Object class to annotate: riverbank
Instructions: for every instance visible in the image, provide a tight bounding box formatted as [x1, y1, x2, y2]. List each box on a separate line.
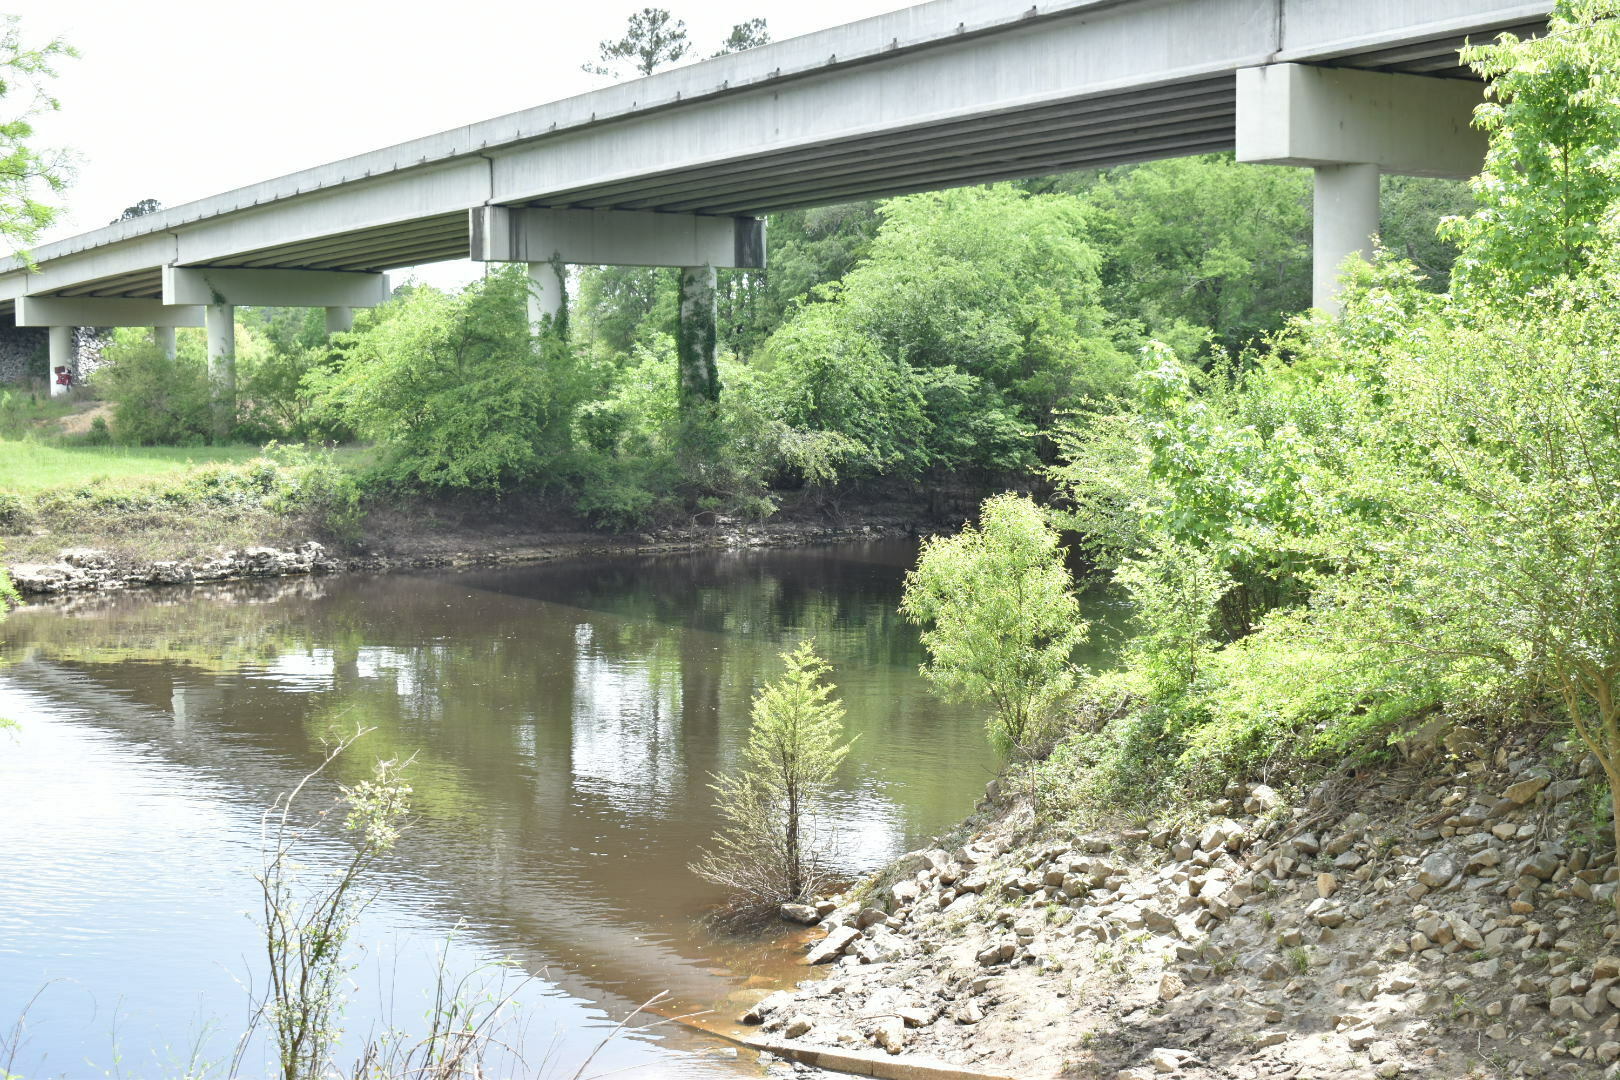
[6, 520, 908, 596]
[750, 718, 1619, 1079]
[2, 483, 984, 597]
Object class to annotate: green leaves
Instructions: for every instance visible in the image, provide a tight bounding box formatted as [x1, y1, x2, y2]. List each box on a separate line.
[308, 267, 586, 492]
[0, 15, 75, 260]
[1080, 154, 1311, 353]
[757, 184, 1128, 477]
[1446, 0, 1620, 296]
[693, 640, 853, 905]
[902, 494, 1088, 757]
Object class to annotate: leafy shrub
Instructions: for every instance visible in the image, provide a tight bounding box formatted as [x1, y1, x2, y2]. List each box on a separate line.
[902, 493, 1089, 757]
[0, 491, 27, 528]
[308, 267, 586, 491]
[94, 330, 212, 445]
[263, 443, 368, 545]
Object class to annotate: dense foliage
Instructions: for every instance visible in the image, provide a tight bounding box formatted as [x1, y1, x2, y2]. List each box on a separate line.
[307, 269, 587, 492]
[902, 493, 1088, 757]
[83, 153, 1469, 534]
[1027, 1, 1620, 901]
[0, 15, 75, 259]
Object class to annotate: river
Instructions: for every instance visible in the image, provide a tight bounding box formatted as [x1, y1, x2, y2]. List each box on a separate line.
[0, 540, 1123, 1078]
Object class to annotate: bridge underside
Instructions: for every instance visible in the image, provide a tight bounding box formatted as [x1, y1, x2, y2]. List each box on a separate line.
[5, 8, 1542, 313]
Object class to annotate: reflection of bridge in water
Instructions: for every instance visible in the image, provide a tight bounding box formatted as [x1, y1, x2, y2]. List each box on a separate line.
[0, 550, 981, 1036]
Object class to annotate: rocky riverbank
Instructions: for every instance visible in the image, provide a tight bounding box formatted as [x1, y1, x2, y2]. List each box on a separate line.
[4, 520, 911, 597]
[750, 720, 1619, 1079]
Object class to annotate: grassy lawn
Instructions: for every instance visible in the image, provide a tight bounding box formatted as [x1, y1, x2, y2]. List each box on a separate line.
[0, 440, 367, 495]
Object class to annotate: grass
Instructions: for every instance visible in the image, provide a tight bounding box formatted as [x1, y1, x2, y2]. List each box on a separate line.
[0, 439, 268, 494]
[0, 386, 87, 438]
[0, 439, 369, 495]
[0, 435, 373, 562]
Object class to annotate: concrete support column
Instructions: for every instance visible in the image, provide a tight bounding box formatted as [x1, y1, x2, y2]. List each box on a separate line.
[205, 303, 236, 440]
[48, 326, 73, 396]
[677, 264, 719, 404]
[324, 306, 354, 335]
[526, 261, 566, 336]
[152, 325, 177, 360]
[1312, 164, 1381, 313]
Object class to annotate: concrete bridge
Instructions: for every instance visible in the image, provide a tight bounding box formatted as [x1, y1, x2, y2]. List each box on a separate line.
[3, 0, 1547, 421]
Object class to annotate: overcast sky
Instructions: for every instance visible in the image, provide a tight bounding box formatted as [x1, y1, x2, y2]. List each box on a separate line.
[12, 0, 915, 287]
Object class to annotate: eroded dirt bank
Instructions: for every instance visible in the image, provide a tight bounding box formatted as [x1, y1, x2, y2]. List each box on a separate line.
[752, 721, 1619, 1080]
[4, 484, 981, 596]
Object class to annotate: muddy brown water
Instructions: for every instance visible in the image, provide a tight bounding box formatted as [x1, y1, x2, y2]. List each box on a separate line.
[0, 540, 1125, 1078]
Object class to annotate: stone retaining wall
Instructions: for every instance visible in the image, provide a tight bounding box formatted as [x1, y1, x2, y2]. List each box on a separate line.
[0, 325, 112, 385]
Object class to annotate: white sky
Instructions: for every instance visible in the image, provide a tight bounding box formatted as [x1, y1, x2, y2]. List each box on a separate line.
[12, 0, 916, 290]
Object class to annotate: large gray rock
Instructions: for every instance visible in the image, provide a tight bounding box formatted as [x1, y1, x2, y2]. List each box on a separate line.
[889, 848, 949, 879]
[1418, 852, 1459, 888]
[742, 990, 793, 1024]
[1200, 818, 1244, 852]
[806, 925, 859, 964]
[780, 903, 820, 925]
[1502, 773, 1550, 804]
[1518, 851, 1561, 881]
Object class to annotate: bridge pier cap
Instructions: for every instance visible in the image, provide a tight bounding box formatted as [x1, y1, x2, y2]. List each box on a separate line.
[17, 296, 206, 329]
[1236, 63, 1486, 311]
[470, 207, 765, 270]
[162, 266, 391, 309]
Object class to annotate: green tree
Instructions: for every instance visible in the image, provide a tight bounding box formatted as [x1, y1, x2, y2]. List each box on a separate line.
[1328, 281, 1620, 916]
[576, 265, 676, 355]
[714, 17, 770, 56]
[110, 196, 161, 224]
[756, 301, 928, 478]
[760, 185, 1132, 477]
[1445, 0, 1620, 294]
[0, 15, 75, 258]
[1378, 175, 1472, 290]
[237, 307, 340, 440]
[95, 329, 213, 445]
[692, 640, 853, 906]
[307, 268, 585, 491]
[584, 7, 690, 79]
[902, 493, 1088, 756]
[1080, 155, 1311, 354]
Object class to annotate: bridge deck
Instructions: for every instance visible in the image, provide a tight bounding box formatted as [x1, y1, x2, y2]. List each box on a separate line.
[1, 0, 1549, 313]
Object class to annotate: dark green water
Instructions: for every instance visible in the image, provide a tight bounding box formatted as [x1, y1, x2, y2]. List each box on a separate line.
[0, 540, 1125, 1077]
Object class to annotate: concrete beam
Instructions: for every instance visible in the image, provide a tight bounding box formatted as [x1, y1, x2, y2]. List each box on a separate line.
[1235, 63, 1486, 179]
[470, 207, 765, 269]
[163, 266, 390, 308]
[0, 232, 177, 303]
[16, 295, 205, 328]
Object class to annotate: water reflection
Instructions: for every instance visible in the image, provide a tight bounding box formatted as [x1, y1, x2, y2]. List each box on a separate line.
[0, 541, 1124, 1077]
